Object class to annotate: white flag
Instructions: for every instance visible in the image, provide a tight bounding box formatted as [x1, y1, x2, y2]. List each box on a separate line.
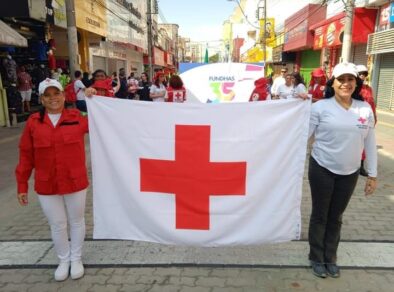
[87, 97, 311, 246]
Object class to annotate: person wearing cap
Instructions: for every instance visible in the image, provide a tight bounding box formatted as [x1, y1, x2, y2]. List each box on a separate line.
[308, 68, 327, 102]
[249, 77, 270, 101]
[90, 69, 120, 97]
[15, 78, 96, 281]
[307, 62, 377, 278]
[150, 72, 167, 102]
[270, 67, 288, 98]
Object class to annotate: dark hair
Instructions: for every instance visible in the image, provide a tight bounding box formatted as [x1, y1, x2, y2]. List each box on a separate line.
[292, 72, 305, 86]
[39, 106, 46, 123]
[141, 72, 149, 81]
[324, 76, 364, 100]
[74, 70, 82, 78]
[83, 72, 89, 78]
[169, 75, 183, 89]
[92, 69, 107, 79]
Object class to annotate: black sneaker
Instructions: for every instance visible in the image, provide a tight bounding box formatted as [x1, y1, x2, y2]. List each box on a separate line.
[326, 263, 340, 278]
[311, 262, 327, 278]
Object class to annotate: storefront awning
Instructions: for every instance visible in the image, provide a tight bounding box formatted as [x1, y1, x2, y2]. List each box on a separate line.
[0, 20, 28, 47]
[310, 8, 377, 50]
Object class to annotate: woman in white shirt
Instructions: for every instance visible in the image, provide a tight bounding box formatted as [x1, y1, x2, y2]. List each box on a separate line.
[276, 74, 294, 99]
[307, 62, 377, 279]
[292, 72, 308, 99]
[150, 72, 167, 102]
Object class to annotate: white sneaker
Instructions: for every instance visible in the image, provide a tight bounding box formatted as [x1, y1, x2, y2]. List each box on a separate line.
[70, 260, 84, 280]
[54, 262, 70, 281]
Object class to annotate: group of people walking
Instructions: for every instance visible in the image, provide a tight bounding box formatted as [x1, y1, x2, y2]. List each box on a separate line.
[15, 61, 377, 281]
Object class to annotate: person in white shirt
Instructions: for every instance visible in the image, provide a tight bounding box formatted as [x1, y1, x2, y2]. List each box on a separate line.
[292, 72, 308, 99]
[74, 71, 87, 112]
[276, 74, 294, 99]
[150, 72, 167, 102]
[270, 68, 287, 98]
[307, 62, 377, 279]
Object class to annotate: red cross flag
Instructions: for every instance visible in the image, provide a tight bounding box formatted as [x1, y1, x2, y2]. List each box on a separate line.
[87, 97, 310, 246]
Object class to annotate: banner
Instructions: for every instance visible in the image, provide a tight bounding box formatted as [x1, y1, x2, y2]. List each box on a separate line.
[180, 63, 264, 103]
[88, 97, 310, 246]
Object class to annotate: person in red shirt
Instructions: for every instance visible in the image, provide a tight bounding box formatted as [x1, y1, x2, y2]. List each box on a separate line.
[308, 68, 327, 103]
[249, 77, 270, 101]
[90, 69, 120, 97]
[15, 78, 95, 282]
[165, 74, 186, 102]
[17, 66, 33, 113]
[356, 65, 377, 176]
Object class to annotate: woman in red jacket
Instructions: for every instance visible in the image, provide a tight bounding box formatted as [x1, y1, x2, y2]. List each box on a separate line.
[165, 74, 186, 102]
[249, 77, 270, 101]
[308, 68, 327, 102]
[15, 78, 95, 281]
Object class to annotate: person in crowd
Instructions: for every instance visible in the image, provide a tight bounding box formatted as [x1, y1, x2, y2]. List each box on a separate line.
[115, 68, 129, 99]
[308, 68, 327, 102]
[17, 65, 33, 113]
[356, 65, 377, 176]
[90, 69, 120, 97]
[166, 74, 187, 103]
[15, 78, 96, 281]
[127, 72, 139, 99]
[59, 69, 70, 89]
[137, 72, 152, 101]
[249, 77, 270, 101]
[307, 62, 377, 278]
[292, 72, 308, 99]
[74, 70, 88, 112]
[270, 67, 287, 98]
[150, 72, 167, 102]
[276, 73, 295, 99]
[81, 72, 92, 88]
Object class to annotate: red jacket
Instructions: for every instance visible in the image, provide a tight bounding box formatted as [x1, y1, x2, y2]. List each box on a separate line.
[360, 84, 377, 123]
[249, 78, 269, 101]
[308, 82, 326, 102]
[166, 86, 186, 102]
[15, 109, 89, 195]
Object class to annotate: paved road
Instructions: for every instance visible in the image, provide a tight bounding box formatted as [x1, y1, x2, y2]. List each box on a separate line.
[0, 109, 393, 291]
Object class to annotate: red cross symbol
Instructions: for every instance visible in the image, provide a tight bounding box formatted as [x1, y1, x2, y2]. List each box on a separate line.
[140, 125, 247, 230]
[174, 91, 183, 98]
[358, 117, 367, 124]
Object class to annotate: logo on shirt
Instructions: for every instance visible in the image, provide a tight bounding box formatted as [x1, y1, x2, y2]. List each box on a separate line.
[357, 116, 368, 129]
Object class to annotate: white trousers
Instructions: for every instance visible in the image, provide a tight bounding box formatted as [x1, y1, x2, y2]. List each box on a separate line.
[38, 189, 86, 263]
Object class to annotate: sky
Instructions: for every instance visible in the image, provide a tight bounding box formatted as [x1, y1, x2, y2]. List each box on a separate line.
[158, 0, 236, 43]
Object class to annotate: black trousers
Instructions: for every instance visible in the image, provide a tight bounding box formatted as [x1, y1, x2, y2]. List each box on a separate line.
[308, 156, 359, 263]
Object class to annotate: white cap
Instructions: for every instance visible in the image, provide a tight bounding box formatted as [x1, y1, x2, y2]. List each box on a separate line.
[38, 78, 63, 95]
[356, 64, 368, 73]
[332, 62, 358, 78]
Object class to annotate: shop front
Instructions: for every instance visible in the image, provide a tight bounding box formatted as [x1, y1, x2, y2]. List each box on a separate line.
[367, 2, 394, 111]
[311, 7, 377, 75]
[283, 4, 326, 84]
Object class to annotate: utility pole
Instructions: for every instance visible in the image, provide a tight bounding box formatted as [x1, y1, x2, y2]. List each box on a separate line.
[65, 0, 80, 77]
[147, 0, 154, 80]
[340, 0, 355, 62]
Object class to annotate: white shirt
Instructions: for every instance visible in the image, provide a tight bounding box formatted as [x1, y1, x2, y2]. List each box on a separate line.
[271, 76, 285, 95]
[150, 84, 166, 102]
[309, 97, 377, 177]
[48, 113, 61, 127]
[277, 84, 294, 99]
[74, 79, 86, 101]
[294, 83, 307, 98]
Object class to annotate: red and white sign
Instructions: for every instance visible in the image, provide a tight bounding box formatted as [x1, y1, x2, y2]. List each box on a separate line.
[87, 97, 310, 246]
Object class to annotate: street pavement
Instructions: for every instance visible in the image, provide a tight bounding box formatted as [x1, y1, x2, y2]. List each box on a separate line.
[0, 109, 393, 291]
